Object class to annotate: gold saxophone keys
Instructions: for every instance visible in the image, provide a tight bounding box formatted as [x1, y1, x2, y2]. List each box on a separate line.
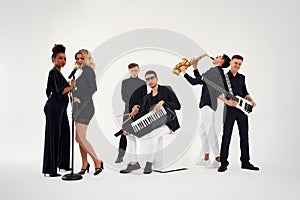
[172, 53, 209, 75]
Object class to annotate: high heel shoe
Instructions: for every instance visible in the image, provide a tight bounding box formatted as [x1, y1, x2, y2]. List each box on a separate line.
[94, 161, 104, 176]
[78, 163, 90, 175]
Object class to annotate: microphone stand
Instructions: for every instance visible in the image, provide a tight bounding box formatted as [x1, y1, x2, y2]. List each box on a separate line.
[62, 75, 82, 181]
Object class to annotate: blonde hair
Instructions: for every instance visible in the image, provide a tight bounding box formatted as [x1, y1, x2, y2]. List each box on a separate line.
[75, 49, 96, 69]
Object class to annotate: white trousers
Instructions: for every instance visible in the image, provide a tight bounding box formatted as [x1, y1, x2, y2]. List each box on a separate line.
[199, 106, 220, 157]
[127, 125, 171, 163]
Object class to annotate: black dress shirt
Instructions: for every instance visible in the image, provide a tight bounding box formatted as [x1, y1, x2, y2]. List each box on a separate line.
[139, 85, 181, 132]
[226, 70, 249, 98]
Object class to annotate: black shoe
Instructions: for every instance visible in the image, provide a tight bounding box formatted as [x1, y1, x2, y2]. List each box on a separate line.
[218, 164, 228, 172]
[94, 161, 104, 176]
[115, 157, 123, 163]
[241, 163, 259, 171]
[44, 173, 61, 177]
[120, 162, 141, 174]
[143, 162, 152, 174]
[115, 149, 125, 163]
[78, 163, 90, 175]
[59, 168, 72, 172]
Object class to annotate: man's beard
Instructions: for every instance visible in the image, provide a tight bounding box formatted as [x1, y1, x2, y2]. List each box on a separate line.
[149, 83, 157, 88]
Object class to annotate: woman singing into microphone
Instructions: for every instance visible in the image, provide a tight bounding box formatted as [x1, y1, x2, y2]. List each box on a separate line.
[43, 44, 75, 177]
[74, 49, 104, 176]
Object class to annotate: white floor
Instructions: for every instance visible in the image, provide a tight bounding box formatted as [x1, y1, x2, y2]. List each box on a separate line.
[1, 160, 298, 200]
[1, 1, 299, 199]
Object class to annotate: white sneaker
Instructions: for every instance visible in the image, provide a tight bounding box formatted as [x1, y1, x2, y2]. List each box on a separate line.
[196, 158, 210, 166]
[205, 160, 220, 169]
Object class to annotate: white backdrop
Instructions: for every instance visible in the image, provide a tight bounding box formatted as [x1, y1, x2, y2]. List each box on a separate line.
[0, 0, 299, 199]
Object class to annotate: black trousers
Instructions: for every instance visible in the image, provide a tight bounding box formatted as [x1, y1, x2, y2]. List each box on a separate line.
[58, 110, 70, 169]
[118, 134, 127, 152]
[220, 107, 250, 166]
[43, 102, 70, 174]
[117, 106, 129, 156]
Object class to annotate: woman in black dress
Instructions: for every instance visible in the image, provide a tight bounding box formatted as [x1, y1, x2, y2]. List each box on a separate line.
[43, 44, 75, 177]
[74, 49, 103, 176]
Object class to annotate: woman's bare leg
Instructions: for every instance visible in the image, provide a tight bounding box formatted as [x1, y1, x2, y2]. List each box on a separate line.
[75, 130, 89, 169]
[75, 122, 101, 168]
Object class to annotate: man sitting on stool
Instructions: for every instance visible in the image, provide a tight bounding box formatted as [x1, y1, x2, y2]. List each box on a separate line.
[120, 70, 181, 174]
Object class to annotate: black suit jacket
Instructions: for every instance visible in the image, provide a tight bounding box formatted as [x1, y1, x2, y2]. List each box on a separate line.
[139, 85, 181, 132]
[128, 84, 148, 121]
[184, 67, 225, 111]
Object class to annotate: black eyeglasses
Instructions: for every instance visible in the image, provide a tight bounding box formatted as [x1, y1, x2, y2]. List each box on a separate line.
[145, 76, 156, 81]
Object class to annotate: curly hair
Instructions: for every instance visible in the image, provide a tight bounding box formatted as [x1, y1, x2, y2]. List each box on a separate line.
[51, 44, 66, 59]
[75, 49, 96, 69]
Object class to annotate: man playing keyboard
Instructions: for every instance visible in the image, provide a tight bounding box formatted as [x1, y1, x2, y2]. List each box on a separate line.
[120, 70, 181, 174]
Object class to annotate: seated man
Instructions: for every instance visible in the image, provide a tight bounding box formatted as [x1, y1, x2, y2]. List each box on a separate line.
[120, 70, 181, 174]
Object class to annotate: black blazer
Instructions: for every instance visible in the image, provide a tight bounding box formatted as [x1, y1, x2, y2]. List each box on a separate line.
[184, 67, 225, 111]
[128, 84, 148, 120]
[140, 85, 181, 132]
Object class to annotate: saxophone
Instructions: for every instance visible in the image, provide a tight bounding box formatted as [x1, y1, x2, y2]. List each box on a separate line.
[172, 53, 210, 75]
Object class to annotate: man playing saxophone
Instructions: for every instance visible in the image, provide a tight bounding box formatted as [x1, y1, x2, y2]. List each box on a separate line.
[180, 54, 232, 168]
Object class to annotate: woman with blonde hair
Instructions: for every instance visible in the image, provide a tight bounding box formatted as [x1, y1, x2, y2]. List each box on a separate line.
[73, 49, 103, 176]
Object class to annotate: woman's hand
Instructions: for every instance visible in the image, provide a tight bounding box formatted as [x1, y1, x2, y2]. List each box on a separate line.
[74, 97, 81, 103]
[70, 79, 76, 88]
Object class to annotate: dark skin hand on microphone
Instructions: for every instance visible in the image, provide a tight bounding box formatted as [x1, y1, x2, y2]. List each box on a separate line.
[68, 79, 76, 102]
[70, 79, 76, 87]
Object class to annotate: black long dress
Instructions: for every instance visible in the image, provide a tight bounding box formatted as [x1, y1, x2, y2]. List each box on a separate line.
[42, 68, 70, 174]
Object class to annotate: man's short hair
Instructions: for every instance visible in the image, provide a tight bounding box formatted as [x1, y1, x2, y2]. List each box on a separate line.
[232, 55, 244, 61]
[128, 63, 139, 69]
[222, 54, 231, 68]
[145, 70, 157, 77]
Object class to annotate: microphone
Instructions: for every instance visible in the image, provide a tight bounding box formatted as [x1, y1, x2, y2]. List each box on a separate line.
[210, 56, 215, 60]
[68, 67, 77, 79]
[68, 63, 79, 79]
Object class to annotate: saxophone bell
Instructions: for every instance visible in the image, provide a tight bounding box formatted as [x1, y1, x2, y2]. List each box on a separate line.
[172, 54, 210, 75]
